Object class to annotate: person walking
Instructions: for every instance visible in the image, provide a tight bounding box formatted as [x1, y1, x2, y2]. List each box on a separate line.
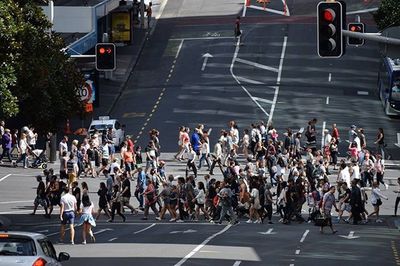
[120, 173, 138, 214]
[368, 181, 388, 223]
[96, 182, 111, 220]
[375, 154, 389, 190]
[0, 129, 13, 164]
[234, 16, 241, 45]
[31, 175, 49, 217]
[186, 144, 197, 178]
[193, 182, 209, 221]
[15, 132, 30, 168]
[59, 187, 77, 245]
[320, 186, 339, 234]
[350, 180, 362, 225]
[108, 185, 126, 223]
[374, 128, 387, 159]
[394, 177, 400, 217]
[77, 194, 96, 244]
[142, 179, 161, 220]
[216, 183, 238, 225]
[146, 2, 152, 29]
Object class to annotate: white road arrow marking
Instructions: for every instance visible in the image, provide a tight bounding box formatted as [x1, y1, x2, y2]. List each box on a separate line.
[170, 229, 197, 234]
[201, 53, 213, 71]
[395, 133, 400, 148]
[339, 231, 360, 239]
[259, 228, 276, 235]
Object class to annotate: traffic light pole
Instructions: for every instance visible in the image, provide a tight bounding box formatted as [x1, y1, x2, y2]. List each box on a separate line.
[342, 30, 400, 45]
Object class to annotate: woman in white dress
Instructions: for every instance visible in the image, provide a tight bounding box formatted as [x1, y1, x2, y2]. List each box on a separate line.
[77, 194, 96, 244]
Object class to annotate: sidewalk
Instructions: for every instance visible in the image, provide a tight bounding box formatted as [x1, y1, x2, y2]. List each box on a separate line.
[70, 0, 166, 131]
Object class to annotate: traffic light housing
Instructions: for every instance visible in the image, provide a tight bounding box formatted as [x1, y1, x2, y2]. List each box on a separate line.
[317, 1, 344, 58]
[348, 22, 365, 46]
[95, 43, 116, 71]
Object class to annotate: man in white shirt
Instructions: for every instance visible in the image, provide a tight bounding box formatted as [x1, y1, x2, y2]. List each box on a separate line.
[209, 140, 223, 175]
[59, 187, 77, 244]
[59, 136, 68, 159]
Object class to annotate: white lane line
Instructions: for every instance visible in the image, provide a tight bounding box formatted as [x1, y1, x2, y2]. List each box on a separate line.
[347, 7, 378, 15]
[93, 228, 112, 235]
[175, 39, 184, 59]
[326, 96, 329, 105]
[395, 133, 400, 148]
[237, 76, 265, 85]
[174, 224, 232, 266]
[253, 97, 273, 104]
[295, 249, 300, 255]
[133, 223, 156, 234]
[230, 35, 270, 117]
[281, 0, 290, 16]
[0, 174, 12, 183]
[242, 0, 247, 17]
[108, 237, 118, 242]
[0, 200, 32, 204]
[290, 264, 295, 266]
[357, 91, 369, 96]
[328, 73, 331, 82]
[170, 37, 234, 41]
[236, 57, 279, 73]
[233, 261, 242, 266]
[300, 229, 309, 243]
[321, 121, 326, 150]
[268, 36, 288, 125]
[248, 5, 287, 16]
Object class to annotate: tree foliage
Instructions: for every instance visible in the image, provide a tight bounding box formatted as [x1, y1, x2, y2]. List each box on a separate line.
[0, 0, 84, 132]
[374, 0, 400, 30]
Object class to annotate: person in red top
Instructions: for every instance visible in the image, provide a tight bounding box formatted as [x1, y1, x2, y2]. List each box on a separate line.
[142, 179, 161, 220]
[331, 123, 340, 144]
[126, 135, 134, 153]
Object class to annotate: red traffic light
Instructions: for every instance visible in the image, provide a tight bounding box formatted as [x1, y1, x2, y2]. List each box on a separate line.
[99, 47, 106, 54]
[323, 9, 335, 22]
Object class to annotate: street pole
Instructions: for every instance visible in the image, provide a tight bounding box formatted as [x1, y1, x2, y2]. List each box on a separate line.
[49, 0, 54, 34]
[342, 30, 400, 45]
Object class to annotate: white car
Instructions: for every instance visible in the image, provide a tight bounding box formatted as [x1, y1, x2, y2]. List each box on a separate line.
[0, 231, 70, 266]
[88, 116, 124, 147]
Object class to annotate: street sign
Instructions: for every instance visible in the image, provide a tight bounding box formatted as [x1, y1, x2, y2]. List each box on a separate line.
[317, 1, 345, 58]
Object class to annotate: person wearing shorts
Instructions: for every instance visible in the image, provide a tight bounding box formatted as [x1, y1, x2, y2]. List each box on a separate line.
[59, 187, 77, 245]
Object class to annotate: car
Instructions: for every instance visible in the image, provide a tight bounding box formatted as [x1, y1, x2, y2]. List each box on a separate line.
[0, 231, 70, 266]
[88, 116, 124, 147]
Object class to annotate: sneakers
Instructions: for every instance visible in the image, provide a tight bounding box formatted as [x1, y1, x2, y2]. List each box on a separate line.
[246, 219, 252, 224]
[254, 219, 261, 224]
[70, 241, 74, 245]
[107, 219, 113, 223]
[385, 183, 389, 190]
[376, 219, 383, 223]
[82, 241, 86, 245]
[176, 219, 184, 223]
[155, 217, 161, 221]
[169, 218, 176, 222]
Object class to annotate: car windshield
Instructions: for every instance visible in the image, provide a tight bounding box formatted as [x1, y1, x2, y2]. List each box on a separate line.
[0, 237, 36, 256]
[89, 124, 113, 132]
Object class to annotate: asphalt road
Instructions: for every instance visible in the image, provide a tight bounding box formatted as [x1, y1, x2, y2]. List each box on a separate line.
[2, 0, 400, 265]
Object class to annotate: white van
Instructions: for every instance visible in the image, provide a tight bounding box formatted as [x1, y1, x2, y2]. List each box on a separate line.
[88, 116, 124, 147]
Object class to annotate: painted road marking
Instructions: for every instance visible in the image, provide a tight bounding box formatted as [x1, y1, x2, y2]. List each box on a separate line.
[236, 57, 279, 73]
[233, 261, 241, 266]
[347, 7, 378, 15]
[108, 237, 118, 242]
[268, 36, 287, 125]
[133, 223, 156, 235]
[174, 224, 232, 266]
[295, 249, 300, 255]
[253, 97, 273, 104]
[170, 37, 234, 41]
[394, 133, 400, 148]
[175, 39, 184, 59]
[328, 73, 332, 82]
[230, 35, 270, 117]
[326, 96, 330, 105]
[93, 228, 113, 235]
[259, 228, 276, 235]
[357, 91, 369, 96]
[300, 229, 309, 243]
[201, 53, 213, 71]
[122, 112, 146, 118]
[237, 76, 265, 85]
[248, 5, 288, 16]
[0, 200, 32, 204]
[242, 0, 247, 17]
[0, 174, 12, 183]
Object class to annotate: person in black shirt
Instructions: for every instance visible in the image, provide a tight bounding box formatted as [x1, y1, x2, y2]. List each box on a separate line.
[71, 181, 81, 213]
[96, 182, 111, 220]
[121, 173, 138, 214]
[31, 175, 49, 217]
[350, 180, 362, 225]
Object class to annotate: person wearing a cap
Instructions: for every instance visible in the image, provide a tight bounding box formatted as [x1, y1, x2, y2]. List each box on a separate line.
[0, 129, 13, 164]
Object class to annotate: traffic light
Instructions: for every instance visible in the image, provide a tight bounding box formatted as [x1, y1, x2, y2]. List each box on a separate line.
[95, 43, 116, 71]
[317, 1, 344, 58]
[348, 22, 365, 46]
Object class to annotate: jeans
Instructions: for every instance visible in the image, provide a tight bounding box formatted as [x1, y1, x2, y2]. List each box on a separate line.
[198, 154, 210, 169]
[16, 153, 28, 168]
[111, 202, 125, 221]
[0, 148, 12, 162]
[218, 204, 237, 223]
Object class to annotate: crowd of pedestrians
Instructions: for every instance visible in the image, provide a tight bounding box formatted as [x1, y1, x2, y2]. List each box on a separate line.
[19, 119, 400, 244]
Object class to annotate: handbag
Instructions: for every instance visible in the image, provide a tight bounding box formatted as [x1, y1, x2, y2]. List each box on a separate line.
[376, 198, 382, 206]
[314, 213, 328, 226]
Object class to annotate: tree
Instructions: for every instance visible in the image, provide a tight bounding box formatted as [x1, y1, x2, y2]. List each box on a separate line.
[374, 0, 400, 30]
[0, 0, 84, 132]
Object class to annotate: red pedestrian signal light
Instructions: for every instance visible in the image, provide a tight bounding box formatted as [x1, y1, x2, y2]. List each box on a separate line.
[348, 22, 365, 46]
[317, 1, 345, 58]
[95, 43, 116, 71]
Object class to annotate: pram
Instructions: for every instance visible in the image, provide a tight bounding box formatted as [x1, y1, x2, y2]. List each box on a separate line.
[30, 149, 48, 169]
